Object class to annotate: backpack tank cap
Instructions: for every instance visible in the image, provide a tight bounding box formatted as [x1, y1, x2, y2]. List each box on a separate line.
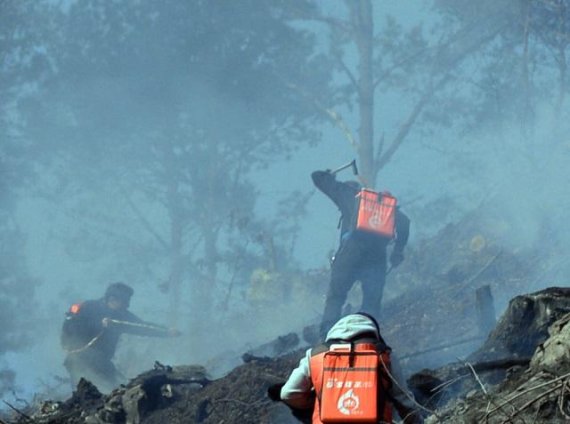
[69, 303, 82, 315]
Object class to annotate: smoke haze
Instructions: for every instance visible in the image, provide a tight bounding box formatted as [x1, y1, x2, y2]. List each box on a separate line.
[1, 0, 569, 406]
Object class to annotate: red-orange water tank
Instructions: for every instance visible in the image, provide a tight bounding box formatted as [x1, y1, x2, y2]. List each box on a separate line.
[354, 189, 397, 238]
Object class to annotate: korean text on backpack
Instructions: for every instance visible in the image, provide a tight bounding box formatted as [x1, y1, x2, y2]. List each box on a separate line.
[354, 190, 397, 238]
[313, 343, 392, 423]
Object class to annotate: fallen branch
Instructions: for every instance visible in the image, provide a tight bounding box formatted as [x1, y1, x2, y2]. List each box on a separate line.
[400, 335, 484, 360]
[465, 361, 488, 395]
[471, 358, 531, 374]
[485, 371, 570, 421]
[499, 382, 563, 423]
[430, 374, 468, 394]
[2, 401, 32, 422]
[462, 360, 516, 423]
[558, 377, 570, 419]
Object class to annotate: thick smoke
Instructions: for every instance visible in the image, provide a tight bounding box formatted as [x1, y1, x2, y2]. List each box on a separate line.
[2, 0, 570, 406]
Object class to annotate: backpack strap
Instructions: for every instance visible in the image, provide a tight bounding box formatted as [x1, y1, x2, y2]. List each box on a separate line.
[309, 346, 327, 409]
[348, 340, 356, 368]
[377, 350, 393, 422]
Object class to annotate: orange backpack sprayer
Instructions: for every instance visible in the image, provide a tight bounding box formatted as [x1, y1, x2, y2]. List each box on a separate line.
[354, 189, 397, 239]
[310, 343, 393, 423]
[329, 159, 397, 239]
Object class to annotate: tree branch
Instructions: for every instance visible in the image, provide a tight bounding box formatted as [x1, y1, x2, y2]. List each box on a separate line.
[2, 401, 31, 421]
[336, 53, 358, 91]
[373, 47, 431, 89]
[284, 7, 351, 32]
[284, 81, 358, 149]
[485, 371, 570, 419]
[118, 184, 170, 251]
[374, 132, 385, 170]
[374, 19, 507, 172]
[375, 76, 445, 171]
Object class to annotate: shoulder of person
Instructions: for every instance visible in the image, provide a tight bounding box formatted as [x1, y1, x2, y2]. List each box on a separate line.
[81, 299, 109, 316]
[69, 299, 98, 312]
[64, 299, 101, 323]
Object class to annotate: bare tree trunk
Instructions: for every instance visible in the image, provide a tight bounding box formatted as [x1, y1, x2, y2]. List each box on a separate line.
[556, 48, 567, 124]
[348, 0, 376, 188]
[554, 1, 568, 129]
[202, 224, 218, 312]
[199, 140, 220, 315]
[167, 175, 183, 327]
[520, 0, 532, 139]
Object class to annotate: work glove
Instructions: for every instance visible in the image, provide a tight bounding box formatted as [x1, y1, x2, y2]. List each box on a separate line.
[267, 382, 285, 401]
[268, 383, 314, 424]
[390, 249, 405, 268]
[291, 407, 313, 424]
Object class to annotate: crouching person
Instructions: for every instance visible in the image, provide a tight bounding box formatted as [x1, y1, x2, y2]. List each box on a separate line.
[61, 282, 180, 393]
[280, 313, 423, 424]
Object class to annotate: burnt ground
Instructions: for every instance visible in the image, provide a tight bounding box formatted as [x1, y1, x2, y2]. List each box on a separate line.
[11, 287, 570, 424]
[8, 354, 305, 424]
[424, 307, 570, 424]
[140, 355, 301, 424]
[4, 207, 570, 423]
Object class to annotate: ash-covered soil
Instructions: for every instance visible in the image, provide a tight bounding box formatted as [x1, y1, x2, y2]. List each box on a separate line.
[6, 209, 569, 424]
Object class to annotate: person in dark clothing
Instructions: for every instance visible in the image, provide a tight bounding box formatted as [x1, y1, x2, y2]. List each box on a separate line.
[61, 282, 179, 393]
[312, 170, 410, 337]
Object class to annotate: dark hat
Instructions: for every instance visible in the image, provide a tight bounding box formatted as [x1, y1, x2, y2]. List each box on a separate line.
[104, 282, 134, 301]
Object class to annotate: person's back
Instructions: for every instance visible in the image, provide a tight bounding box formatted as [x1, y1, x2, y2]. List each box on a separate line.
[61, 297, 152, 361]
[311, 169, 411, 336]
[311, 169, 409, 249]
[280, 313, 423, 424]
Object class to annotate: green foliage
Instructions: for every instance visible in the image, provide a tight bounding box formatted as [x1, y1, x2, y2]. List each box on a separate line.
[11, 0, 336, 318]
[433, 0, 570, 133]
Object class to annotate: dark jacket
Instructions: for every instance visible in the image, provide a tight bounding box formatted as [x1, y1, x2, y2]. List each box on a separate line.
[311, 170, 410, 252]
[61, 298, 169, 360]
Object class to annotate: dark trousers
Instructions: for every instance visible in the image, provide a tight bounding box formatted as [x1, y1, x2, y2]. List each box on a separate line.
[320, 237, 387, 337]
[64, 350, 123, 393]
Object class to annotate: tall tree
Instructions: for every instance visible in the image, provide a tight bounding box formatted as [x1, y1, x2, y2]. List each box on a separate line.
[21, 0, 334, 327]
[434, 0, 570, 139]
[288, 1, 511, 187]
[0, 0, 46, 394]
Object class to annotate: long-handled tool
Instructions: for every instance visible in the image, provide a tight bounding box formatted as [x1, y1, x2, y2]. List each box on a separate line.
[331, 159, 358, 176]
[66, 319, 170, 355]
